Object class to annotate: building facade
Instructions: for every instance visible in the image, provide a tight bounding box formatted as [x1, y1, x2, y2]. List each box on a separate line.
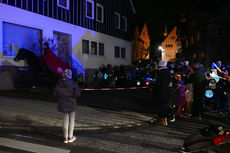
[176, 0, 230, 66]
[161, 26, 178, 62]
[131, 23, 150, 62]
[0, 0, 135, 76]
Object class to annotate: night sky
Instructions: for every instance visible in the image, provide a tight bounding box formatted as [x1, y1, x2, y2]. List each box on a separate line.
[132, 0, 220, 43]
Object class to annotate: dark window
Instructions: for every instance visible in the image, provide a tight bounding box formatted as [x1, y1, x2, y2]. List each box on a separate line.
[57, 0, 69, 10]
[115, 46, 120, 58]
[96, 4, 103, 22]
[121, 48, 126, 58]
[59, 0, 67, 7]
[99, 43, 104, 56]
[114, 13, 120, 28]
[121, 16, 127, 31]
[86, 0, 94, 19]
[91, 41, 97, 55]
[82, 39, 89, 54]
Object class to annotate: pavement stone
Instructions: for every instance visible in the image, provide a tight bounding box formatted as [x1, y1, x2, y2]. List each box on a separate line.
[0, 96, 153, 131]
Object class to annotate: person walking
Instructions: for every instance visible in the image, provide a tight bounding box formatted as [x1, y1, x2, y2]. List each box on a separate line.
[54, 69, 81, 143]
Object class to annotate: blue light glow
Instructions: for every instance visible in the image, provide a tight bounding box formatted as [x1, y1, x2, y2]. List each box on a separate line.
[104, 73, 108, 79]
[205, 89, 214, 98]
[145, 77, 151, 82]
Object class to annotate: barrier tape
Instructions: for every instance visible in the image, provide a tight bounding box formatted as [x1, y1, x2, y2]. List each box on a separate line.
[80, 86, 148, 91]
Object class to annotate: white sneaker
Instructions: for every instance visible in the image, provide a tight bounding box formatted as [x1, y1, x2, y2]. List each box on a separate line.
[64, 138, 68, 144]
[68, 136, 76, 143]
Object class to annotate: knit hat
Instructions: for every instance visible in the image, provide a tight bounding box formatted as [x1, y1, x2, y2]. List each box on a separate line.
[63, 69, 72, 79]
[177, 80, 184, 85]
[159, 60, 167, 67]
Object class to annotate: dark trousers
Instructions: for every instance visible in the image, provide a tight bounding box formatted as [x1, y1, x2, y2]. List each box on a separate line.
[158, 100, 168, 118]
[192, 90, 204, 117]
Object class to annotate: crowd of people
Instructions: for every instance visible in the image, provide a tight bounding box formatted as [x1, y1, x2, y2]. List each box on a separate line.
[78, 60, 230, 126]
[73, 60, 230, 128]
[154, 60, 230, 126]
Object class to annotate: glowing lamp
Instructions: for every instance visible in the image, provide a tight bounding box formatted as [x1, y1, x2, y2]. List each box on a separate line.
[104, 73, 108, 79]
[145, 82, 150, 86]
[145, 77, 151, 82]
[205, 89, 214, 98]
[137, 81, 141, 86]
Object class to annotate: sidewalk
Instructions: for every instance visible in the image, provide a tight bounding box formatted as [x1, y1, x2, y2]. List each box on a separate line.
[0, 95, 153, 132]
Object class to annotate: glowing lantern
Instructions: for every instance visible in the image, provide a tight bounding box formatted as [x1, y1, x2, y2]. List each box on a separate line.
[205, 89, 214, 98]
[104, 73, 108, 79]
[137, 81, 141, 86]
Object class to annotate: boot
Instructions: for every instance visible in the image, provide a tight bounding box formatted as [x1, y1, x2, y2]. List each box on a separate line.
[178, 105, 184, 118]
[161, 118, 168, 126]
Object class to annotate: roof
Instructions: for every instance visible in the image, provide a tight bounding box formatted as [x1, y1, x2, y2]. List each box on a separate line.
[129, 0, 136, 14]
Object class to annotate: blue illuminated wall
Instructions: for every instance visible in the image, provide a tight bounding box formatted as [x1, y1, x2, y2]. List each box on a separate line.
[3, 22, 41, 57]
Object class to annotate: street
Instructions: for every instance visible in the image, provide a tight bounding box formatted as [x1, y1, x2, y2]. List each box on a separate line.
[0, 89, 229, 153]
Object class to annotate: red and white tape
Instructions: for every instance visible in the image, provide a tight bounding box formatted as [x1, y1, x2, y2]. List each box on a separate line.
[80, 86, 148, 91]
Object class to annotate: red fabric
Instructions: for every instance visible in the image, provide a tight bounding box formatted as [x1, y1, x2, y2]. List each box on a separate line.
[213, 133, 230, 145]
[43, 48, 71, 78]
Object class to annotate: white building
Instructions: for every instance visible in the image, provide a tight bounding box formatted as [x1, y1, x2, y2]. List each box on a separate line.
[0, 0, 136, 77]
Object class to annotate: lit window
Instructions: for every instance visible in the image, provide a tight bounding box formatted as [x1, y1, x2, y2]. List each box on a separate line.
[115, 46, 120, 58]
[86, 0, 94, 19]
[99, 43, 104, 56]
[91, 41, 97, 55]
[3, 22, 41, 57]
[82, 39, 89, 54]
[121, 16, 127, 31]
[121, 48, 126, 58]
[114, 12, 120, 29]
[96, 3, 104, 23]
[57, 0, 69, 10]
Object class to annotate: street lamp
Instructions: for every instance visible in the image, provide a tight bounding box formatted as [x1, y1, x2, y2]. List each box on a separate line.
[158, 46, 164, 51]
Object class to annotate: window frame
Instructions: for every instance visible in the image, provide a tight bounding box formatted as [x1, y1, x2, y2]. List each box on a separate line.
[57, 0, 70, 10]
[91, 41, 97, 55]
[82, 39, 89, 54]
[96, 3, 104, 23]
[99, 43, 104, 56]
[114, 46, 120, 58]
[114, 12, 120, 29]
[121, 16, 127, 31]
[86, 0, 94, 20]
[121, 47, 126, 58]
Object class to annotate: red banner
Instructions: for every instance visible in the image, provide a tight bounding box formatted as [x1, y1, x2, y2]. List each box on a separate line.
[43, 48, 71, 78]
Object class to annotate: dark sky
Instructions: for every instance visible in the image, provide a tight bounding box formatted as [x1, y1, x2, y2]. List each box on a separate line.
[132, 0, 220, 43]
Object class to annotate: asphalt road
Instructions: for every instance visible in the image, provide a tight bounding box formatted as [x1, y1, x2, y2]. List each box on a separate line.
[0, 88, 230, 153]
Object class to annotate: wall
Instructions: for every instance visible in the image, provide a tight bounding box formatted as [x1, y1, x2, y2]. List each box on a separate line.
[0, 3, 131, 72]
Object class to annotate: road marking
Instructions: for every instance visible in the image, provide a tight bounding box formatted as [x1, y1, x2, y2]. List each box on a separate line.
[0, 137, 70, 153]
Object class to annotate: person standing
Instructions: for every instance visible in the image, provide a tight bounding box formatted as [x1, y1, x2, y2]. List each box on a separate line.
[155, 60, 172, 126]
[190, 62, 206, 120]
[176, 80, 187, 118]
[54, 69, 81, 143]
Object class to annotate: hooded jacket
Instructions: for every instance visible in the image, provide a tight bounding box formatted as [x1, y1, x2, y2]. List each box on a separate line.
[54, 78, 81, 113]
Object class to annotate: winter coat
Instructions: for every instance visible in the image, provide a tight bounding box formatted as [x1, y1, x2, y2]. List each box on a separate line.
[176, 84, 187, 105]
[54, 78, 81, 113]
[155, 68, 171, 102]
